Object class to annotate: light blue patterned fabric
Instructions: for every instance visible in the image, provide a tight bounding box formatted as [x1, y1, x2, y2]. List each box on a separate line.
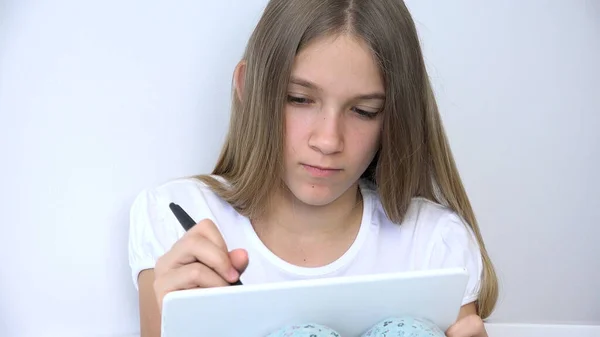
[266, 323, 340, 337]
[266, 317, 444, 337]
[361, 317, 445, 337]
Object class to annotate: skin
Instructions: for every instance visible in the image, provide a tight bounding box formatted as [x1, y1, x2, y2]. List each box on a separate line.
[136, 33, 488, 337]
[250, 34, 385, 268]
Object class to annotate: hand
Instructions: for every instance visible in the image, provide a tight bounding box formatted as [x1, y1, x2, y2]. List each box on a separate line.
[152, 219, 249, 311]
[445, 314, 487, 337]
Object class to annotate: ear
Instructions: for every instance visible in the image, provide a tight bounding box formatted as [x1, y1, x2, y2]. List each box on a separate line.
[233, 60, 247, 102]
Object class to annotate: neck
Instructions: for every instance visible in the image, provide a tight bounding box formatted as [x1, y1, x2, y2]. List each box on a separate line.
[255, 182, 364, 240]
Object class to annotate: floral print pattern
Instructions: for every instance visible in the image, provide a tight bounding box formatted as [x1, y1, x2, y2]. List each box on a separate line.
[266, 317, 444, 337]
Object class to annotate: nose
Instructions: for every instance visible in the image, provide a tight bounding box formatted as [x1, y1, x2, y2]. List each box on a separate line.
[308, 108, 344, 155]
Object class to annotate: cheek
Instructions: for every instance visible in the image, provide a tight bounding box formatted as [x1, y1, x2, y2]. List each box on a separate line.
[284, 108, 309, 155]
[347, 123, 381, 160]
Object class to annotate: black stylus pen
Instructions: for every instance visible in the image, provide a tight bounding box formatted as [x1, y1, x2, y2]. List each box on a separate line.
[168, 202, 243, 286]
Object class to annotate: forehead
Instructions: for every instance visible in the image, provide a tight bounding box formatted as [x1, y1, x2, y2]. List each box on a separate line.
[290, 34, 384, 94]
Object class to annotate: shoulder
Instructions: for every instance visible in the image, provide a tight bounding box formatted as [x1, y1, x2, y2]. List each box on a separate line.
[133, 175, 227, 208]
[364, 181, 478, 252]
[405, 197, 478, 247]
[127, 175, 234, 288]
[364, 185, 483, 304]
[362, 180, 471, 241]
[130, 175, 234, 227]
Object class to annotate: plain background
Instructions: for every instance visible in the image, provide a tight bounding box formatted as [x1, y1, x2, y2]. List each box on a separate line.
[0, 0, 598, 336]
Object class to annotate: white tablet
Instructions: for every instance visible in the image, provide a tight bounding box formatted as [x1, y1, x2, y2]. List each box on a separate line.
[161, 267, 468, 337]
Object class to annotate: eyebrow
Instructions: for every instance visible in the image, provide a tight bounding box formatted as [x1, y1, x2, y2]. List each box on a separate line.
[289, 76, 385, 100]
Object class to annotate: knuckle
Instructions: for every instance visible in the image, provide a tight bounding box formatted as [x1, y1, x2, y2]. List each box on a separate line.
[184, 231, 208, 249]
[195, 218, 216, 233]
[176, 235, 200, 254]
[188, 264, 204, 281]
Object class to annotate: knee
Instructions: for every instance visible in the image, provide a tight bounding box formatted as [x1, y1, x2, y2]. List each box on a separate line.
[266, 323, 339, 337]
[362, 316, 444, 337]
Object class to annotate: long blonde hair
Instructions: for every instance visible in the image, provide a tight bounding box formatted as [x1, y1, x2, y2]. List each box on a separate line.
[195, 0, 498, 318]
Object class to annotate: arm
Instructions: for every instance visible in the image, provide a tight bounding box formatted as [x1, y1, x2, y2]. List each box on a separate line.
[457, 302, 477, 320]
[137, 269, 161, 337]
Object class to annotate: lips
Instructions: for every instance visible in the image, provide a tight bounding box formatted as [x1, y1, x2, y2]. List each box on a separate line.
[302, 164, 341, 177]
[305, 164, 339, 171]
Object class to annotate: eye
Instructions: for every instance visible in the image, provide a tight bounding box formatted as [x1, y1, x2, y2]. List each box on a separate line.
[287, 95, 313, 105]
[351, 107, 379, 119]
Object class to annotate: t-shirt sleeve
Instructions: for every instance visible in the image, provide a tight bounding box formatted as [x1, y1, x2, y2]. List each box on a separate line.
[127, 187, 183, 290]
[426, 213, 484, 306]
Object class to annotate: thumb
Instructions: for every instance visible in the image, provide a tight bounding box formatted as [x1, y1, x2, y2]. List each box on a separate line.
[229, 248, 249, 275]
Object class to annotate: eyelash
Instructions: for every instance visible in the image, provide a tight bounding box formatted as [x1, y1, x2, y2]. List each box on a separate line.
[286, 95, 379, 119]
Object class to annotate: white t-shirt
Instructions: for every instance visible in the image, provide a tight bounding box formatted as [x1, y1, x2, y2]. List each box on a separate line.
[128, 176, 483, 305]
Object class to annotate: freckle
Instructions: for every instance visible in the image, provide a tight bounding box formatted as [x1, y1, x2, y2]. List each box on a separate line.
[311, 185, 315, 188]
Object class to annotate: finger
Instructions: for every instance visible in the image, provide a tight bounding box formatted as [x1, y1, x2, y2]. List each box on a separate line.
[229, 249, 249, 274]
[158, 235, 239, 283]
[158, 262, 230, 290]
[189, 218, 228, 251]
[154, 262, 230, 308]
[176, 235, 239, 282]
[445, 315, 485, 337]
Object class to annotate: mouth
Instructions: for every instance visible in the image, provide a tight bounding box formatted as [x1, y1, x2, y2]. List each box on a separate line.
[301, 164, 342, 177]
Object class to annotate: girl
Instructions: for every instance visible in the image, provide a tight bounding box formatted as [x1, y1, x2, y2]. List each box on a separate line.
[128, 0, 499, 336]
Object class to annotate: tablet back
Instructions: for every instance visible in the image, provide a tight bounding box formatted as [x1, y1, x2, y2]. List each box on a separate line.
[161, 268, 469, 337]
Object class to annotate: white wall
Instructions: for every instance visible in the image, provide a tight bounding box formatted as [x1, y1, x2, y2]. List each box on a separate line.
[404, 1, 600, 325]
[0, 1, 598, 336]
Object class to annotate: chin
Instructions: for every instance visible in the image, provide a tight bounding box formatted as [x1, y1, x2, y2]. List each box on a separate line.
[285, 180, 344, 207]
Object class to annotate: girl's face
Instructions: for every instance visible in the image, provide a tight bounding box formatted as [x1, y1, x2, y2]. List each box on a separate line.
[282, 34, 385, 206]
